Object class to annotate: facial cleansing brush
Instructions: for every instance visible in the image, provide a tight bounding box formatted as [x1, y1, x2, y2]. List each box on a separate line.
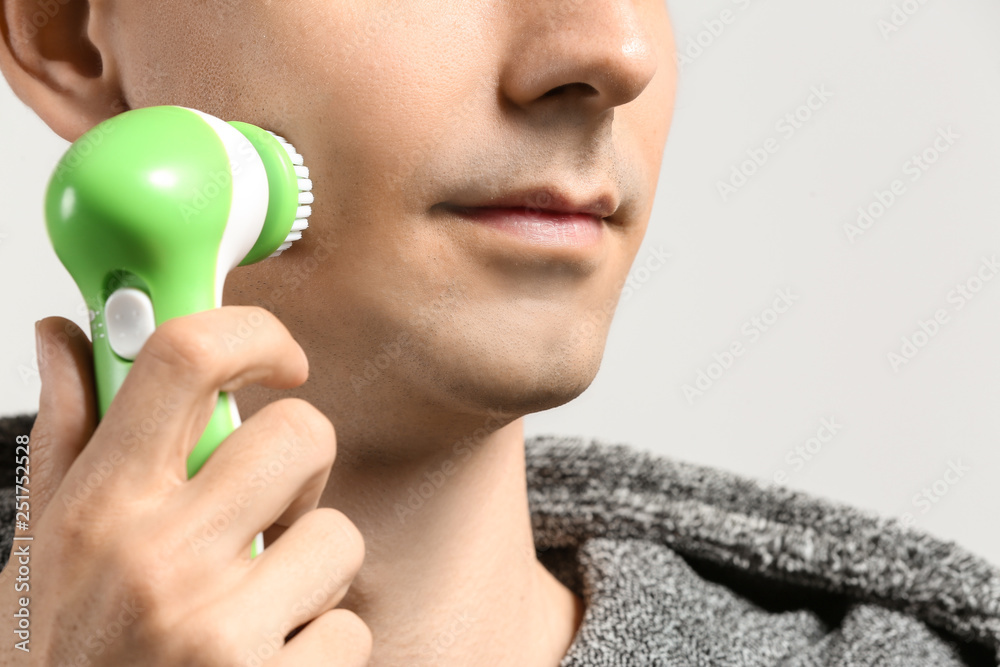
[44, 105, 313, 558]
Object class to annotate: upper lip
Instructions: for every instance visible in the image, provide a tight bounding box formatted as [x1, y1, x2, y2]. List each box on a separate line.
[442, 187, 620, 220]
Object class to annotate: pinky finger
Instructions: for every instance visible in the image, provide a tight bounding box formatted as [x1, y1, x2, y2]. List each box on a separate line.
[274, 609, 373, 666]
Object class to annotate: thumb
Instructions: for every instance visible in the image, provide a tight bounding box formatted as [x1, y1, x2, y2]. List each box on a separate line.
[27, 316, 98, 521]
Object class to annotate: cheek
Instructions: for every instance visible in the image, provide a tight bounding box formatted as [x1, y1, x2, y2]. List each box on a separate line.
[116, 2, 393, 126]
[273, 2, 496, 207]
[251, 4, 502, 286]
[112, 4, 278, 115]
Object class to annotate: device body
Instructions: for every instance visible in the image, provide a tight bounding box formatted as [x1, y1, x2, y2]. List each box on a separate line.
[44, 106, 312, 557]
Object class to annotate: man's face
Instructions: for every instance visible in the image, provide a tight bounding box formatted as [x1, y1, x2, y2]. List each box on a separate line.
[112, 0, 676, 427]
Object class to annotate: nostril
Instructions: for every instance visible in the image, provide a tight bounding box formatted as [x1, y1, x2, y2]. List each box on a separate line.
[541, 84, 569, 98]
[541, 83, 597, 99]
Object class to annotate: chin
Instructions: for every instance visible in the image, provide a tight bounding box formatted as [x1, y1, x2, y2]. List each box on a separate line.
[423, 331, 608, 417]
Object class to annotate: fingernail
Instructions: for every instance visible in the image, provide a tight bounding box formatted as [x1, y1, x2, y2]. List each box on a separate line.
[35, 320, 47, 384]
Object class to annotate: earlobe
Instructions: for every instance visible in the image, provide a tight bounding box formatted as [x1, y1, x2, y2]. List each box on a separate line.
[0, 0, 127, 142]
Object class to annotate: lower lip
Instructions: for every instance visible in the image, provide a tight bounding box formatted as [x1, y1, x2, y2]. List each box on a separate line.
[445, 206, 604, 247]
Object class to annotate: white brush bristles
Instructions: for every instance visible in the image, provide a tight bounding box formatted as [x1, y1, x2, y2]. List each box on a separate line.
[267, 131, 313, 258]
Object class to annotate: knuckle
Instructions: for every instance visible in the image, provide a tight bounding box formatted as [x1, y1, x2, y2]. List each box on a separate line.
[54, 494, 119, 554]
[242, 304, 280, 330]
[129, 594, 180, 655]
[222, 305, 283, 349]
[51, 507, 99, 557]
[271, 398, 337, 464]
[141, 317, 220, 378]
[178, 616, 245, 665]
[308, 508, 365, 572]
[110, 546, 174, 626]
[113, 541, 160, 590]
[324, 609, 373, 655]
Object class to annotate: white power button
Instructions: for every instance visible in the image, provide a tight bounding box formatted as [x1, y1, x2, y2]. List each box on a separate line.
[105, 287, 157, 361]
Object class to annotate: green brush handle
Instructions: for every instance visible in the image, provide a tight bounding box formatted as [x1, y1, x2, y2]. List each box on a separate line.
[44, 106, 308, 559]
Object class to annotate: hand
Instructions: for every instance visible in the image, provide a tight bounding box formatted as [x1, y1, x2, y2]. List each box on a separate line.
[0, 308, 370, 665]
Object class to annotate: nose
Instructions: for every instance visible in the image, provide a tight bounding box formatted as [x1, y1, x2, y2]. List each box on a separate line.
[499, 0, 659, 117]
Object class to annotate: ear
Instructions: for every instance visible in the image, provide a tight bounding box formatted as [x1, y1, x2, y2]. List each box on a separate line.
[0, 0, 128, 141]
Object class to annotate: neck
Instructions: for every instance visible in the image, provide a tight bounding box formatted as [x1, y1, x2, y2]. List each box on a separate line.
[266, 416, 584, 666]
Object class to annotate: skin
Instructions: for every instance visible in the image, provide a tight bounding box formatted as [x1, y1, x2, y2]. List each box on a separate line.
[0, 0, 676, 664]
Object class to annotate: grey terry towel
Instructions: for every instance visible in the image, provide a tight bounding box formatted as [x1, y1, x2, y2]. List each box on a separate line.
[1, 413, 998, 665]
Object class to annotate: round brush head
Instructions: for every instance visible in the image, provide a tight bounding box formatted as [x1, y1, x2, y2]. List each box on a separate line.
[264, 131, 313, 257]
[225, 118, 315, 267]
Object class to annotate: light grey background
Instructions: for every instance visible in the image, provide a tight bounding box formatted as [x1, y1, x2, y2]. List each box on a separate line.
[1, 0, 998, 566]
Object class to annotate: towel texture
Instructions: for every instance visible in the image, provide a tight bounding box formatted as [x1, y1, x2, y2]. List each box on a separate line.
[2, 414, 998, 665]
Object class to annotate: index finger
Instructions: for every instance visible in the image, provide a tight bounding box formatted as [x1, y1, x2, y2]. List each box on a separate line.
[65, 305, 308, 497]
